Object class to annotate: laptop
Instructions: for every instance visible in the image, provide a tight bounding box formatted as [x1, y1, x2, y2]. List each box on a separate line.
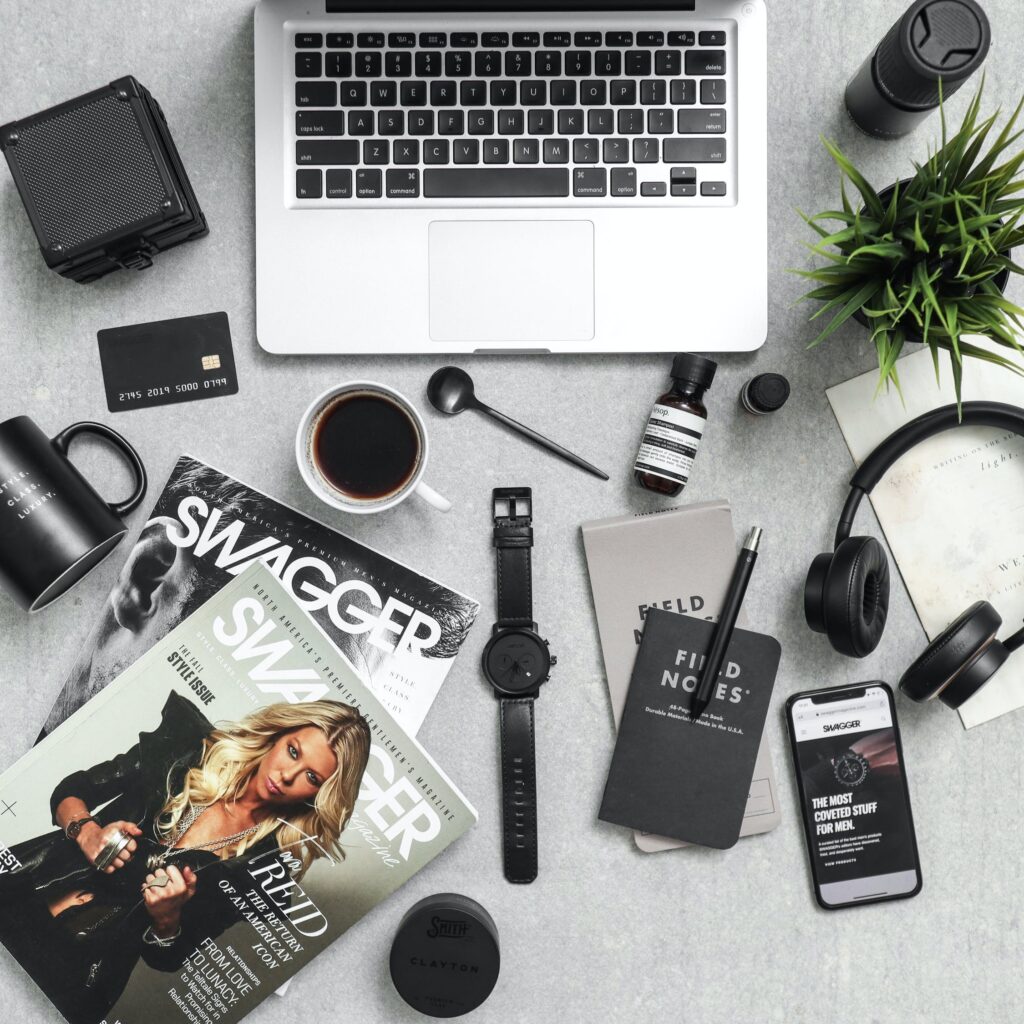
[254, 1, 767, 355]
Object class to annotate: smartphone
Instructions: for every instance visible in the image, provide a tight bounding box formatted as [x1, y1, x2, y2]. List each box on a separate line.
[786, 682, 922, 910]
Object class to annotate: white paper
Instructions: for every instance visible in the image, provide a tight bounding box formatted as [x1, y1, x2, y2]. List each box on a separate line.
[826, 339, 1024, 728]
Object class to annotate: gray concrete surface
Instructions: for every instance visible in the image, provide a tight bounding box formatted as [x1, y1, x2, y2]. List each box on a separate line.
[0, 2, 1021, 1022]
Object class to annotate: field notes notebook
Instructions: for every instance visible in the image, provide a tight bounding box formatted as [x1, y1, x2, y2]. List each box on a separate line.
[582, 501, 782, 851]
[598, 610, 781, 848]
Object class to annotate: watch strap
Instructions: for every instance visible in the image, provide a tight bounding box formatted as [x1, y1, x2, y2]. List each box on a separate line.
[499, 696, 538, 884]
[493, 488, 533, 628]
[65, 815, 97, 840]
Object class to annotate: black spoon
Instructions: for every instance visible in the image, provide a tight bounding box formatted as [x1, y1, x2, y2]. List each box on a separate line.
[427, 366, 610, 481]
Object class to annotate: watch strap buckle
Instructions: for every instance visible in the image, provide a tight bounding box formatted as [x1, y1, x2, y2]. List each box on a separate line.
[492, 487, 532, 525]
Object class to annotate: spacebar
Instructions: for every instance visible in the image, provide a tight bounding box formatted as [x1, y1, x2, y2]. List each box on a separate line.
[423, 168, 570, 198]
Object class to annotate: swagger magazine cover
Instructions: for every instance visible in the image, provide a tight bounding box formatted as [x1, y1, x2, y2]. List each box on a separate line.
[0, 565, 477, 1024]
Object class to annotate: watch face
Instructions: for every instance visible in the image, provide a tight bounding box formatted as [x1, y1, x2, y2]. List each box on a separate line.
[483, 630, 551, 696]
[833, 751, 870, 788]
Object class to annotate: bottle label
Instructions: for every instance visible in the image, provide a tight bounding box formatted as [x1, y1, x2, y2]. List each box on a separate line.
[634, 403, 705, 486]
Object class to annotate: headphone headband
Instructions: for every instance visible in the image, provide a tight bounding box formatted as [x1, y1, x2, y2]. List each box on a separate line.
[835, 401, 1024, 546]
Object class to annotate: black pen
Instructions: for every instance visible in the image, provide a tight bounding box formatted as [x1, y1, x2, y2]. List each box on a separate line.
[691, 527, 762, 720]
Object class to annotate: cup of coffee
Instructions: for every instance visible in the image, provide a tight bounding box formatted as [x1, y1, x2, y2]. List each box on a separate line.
[296, 382, 451, 515]
[0, 416, 148, 611]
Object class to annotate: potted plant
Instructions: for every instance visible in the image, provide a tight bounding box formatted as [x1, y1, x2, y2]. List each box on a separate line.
[797, 85, 1024, 406]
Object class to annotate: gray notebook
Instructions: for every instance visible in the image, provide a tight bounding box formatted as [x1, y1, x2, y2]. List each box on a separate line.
[582, 500, 781, 852]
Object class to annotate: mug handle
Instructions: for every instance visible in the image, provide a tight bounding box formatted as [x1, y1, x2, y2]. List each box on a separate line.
[52, 422, 149, 517]
[414, 479, 452, 513]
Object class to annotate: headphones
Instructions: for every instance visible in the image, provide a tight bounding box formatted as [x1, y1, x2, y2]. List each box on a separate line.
[805, 401, 1024, 709]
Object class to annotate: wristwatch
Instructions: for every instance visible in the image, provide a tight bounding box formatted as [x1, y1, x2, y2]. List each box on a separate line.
[65, 815, 98, 841]
[832, 750, 870, 788]
[481, 488, 556, 885]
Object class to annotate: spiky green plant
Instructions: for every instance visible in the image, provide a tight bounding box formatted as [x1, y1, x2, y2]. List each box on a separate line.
[796, 84, 1024, 407]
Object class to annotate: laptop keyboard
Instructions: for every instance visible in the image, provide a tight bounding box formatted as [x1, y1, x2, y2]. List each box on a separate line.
[292, 26, 732, 205]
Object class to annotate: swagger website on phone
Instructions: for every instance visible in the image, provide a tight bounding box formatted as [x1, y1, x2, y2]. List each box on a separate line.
[791, 686, 920, 906]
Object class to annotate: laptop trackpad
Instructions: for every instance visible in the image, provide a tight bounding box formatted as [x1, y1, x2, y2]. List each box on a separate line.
[429, 220, 595, 344]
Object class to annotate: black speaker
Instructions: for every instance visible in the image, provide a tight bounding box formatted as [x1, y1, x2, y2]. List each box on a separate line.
[0, 76, 208, 283]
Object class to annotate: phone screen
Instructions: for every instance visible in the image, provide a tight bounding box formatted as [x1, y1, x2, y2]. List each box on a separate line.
[788, 684, 921, 908]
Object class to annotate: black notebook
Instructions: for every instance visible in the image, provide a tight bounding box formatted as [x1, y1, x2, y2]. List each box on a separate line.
[598, 609, 781, 849]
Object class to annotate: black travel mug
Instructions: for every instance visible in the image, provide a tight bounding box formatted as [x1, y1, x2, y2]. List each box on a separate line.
[0, 417, 147, 611]
[845, 0, 991, 139]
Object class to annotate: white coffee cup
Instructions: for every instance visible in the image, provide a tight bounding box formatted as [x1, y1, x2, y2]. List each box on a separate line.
[296, 382, 451, 515]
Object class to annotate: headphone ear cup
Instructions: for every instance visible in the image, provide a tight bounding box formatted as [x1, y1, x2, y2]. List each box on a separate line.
[821, 536, 890, 658]
[804, 552, 834, 635]
[900, 600, 1002, 703]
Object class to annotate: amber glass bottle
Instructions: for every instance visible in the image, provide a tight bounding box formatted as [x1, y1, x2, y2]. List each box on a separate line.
[633, 353, 717, 497]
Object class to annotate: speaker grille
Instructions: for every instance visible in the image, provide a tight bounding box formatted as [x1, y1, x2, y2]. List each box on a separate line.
[13, 91, 167, 251]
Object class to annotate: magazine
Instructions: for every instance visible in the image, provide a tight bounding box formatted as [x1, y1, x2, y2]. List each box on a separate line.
[42, 455, 480, 739]
[0, 565, 477, 1024]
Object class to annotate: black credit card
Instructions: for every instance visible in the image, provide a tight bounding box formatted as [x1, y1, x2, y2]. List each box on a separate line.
[98, 312, 239, 412]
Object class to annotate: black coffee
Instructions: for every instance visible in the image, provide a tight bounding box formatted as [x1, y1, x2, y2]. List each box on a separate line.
[313, 392, 421, 501]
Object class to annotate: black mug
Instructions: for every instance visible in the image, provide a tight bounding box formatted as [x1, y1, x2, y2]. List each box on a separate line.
[0, 416, 147, 611]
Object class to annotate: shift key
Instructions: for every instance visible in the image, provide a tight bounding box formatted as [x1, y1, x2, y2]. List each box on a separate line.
[296, 140, 359, 165]
[663, 138, 726, 163]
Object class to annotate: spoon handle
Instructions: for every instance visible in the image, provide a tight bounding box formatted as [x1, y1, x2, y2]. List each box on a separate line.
[478, 402, 609, 481]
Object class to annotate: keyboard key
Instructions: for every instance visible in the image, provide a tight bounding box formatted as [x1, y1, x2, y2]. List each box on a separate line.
[424, 139, 451, 164]
[565, 51, 592, 77]
[387, 169, 420, 198]
[641, 80, 666, 105]
[671, 167, 697, 181]
[420, 32, 447, 47]
[595, 51, 621, 76]
[633, 138, 659, 163]
[699, 31, 727, 46]
[430, 80, 457, 105]
[295, 33, 322, 49]
[514, 139, 539, 163]
[626, 50, 652, 76]
[536, 51, 561, 76]
[424, 168, 569, 197]
[677, 109, 726, 134]
[378, 111, 404, 135]
[655, 50, 681, 76]
[701, 181, 727, 196]
[326, 168, 352, 198]
[581, 81, 606, 105]
[296, 168, 321, 198]
[476, 51, 502, 76]
[543, 138, 569, 163]
[296, 140, 359, 165]
[394, 140, 420, 164]
[513, 32, 540, 47]
[371, 82, 397, 106]
[558, 109, 584, 134]
[668, 31, 695, 46]
[357, 33, 384, 48]
[388, 33, 416, 48]
[521, 82, 547, 105]
[439, 110, 465, 134]
[363, 140, 389, 164]
[340, 82, 366, 106]
[574, 167, 607, 197]
[401, 80, 427, 105]
[663, 138, 727, 162]
[482, 32, 509, 47]
[326, 52, 353, 77]
[326, 33, 353, 48]
[574, 138, 599, 163]
[348, 110, 374, 135]
[638, 32, 665, 47]
[618, 109, 644, 134]
[295, 52, 322, 78]
[296, 111, 345, 136]
[641, 181, 667, 196]
[606, 32, 634, 47]
[671, 79, 696, 105]
[490, 80, 517, 105]
[356, 169, 382, 198]
[409, 111, 435, 134]
[672, 182, 697, 197]
[543, 32, 571, 47]
[551, 81, 577, 105]
[356, 52, 381, 77]
[611, 166, 637, 196]
[610, 80, 637, 105]
[686, 50, 726, 75]
[469, 111, 494, 134]
[446, 51, 472, 76]
[648, 109, 673, 134]
[701, 79, 726, 104]
[506, 51, 532, 76]
[416, 51, 442, 76]
[588, 109, 614, 134]
[574, 32, 602, 47]
[529, 109, 554, 134]
[461, 80, 487, 105]
[386, 52, 411, 77]
[499, 110, 525, 135]
[452, 32, 479, 47]
[603, 138, 629, 163]
[484, 139, 510, 164]
[454, 139, 480, 163]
